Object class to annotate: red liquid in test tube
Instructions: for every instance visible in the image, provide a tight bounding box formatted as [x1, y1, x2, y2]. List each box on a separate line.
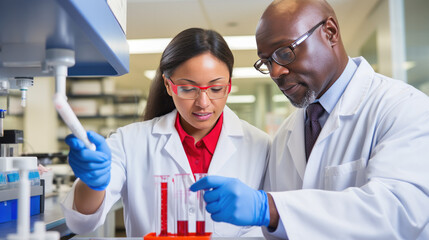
[196, 220, 205, 235]
[160, 181, 168, 236]
[175, 174, 190, 236]
[194, 173, 208, 235]
[177, 220, 188, 236]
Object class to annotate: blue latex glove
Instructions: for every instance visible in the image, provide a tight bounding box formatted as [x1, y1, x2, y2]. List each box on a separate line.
[65, 131, 111, 191]
[190, 176, 270, 226]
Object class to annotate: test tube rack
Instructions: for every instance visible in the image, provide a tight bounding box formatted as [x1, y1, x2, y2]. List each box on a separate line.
[143, 232, 211, 240]
[150, 173, 211, 240]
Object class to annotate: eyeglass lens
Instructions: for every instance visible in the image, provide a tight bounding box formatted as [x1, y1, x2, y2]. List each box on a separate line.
[177, 85, 228, 99]
[256, 47, 295, 74]
[272, 47, 295, 65]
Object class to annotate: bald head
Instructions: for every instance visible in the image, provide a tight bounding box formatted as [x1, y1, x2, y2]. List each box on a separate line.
[266, 0, 335, 18]
[258, 0, 338, 39]
[255, 0, 349, 107]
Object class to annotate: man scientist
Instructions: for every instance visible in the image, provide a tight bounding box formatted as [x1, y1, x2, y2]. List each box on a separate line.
[191, 0, 429, 239]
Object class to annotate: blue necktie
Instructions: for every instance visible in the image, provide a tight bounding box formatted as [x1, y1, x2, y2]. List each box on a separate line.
[305, 102, 325, 160]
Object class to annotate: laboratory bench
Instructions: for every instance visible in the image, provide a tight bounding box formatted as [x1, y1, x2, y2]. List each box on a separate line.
[0, 192, 123, 240]
[0, 188, 262, 240]
[71, 238, 265, 240]
[0, 193, 71, 239]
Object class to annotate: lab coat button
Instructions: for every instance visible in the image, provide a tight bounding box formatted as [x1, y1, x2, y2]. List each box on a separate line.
[189, 208, 195, 214]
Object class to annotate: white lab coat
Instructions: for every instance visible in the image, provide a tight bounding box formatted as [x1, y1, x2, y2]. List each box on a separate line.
[61, 106, 271, 238]
[263, 57, 429, 240]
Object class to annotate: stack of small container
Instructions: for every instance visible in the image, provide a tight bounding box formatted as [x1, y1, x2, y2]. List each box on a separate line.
[144, 173, 211, 240]
[0, 162, 44, 223]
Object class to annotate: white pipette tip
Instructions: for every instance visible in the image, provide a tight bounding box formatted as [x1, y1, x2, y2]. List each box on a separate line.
[87, 142, 96, 151]
[53, 93, 96, 151]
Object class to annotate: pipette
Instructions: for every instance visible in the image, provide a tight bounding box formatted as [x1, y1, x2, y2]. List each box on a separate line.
[53, 93, 96, 151]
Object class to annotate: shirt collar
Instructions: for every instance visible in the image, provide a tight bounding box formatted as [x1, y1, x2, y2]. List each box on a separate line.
[175, 112, 224, 154]
[318, 57, 358, 114]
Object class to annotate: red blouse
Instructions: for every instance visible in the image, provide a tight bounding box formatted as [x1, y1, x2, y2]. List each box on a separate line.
[175, 112, 223, 174]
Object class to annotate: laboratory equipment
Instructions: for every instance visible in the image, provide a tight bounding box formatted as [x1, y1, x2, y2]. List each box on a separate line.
[0, 1, 129, 78]
[45, 49, 75, 97]
[0, 77, 34, 107]
[0, 130, 45, 224]
[194, 173, 207, 235]
[53, 93, 96, 151]
[154, 175, 170, 236]
[0, 109, 5, 137]
[175, 173, 190, 236]
[6, 158, 59, 240]
[0, 130, 23, 157]
[8, 77, 34, 107]
[145, 174, 211, 240]
[0, 1, 128, 238]
[0, 0, 130, 153]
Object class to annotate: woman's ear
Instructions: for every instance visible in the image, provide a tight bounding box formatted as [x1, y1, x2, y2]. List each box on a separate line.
[163, 74, 173, 96]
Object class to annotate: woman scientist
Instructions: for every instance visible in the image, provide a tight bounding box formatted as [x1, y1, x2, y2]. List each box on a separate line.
[61, 28, 271, 237]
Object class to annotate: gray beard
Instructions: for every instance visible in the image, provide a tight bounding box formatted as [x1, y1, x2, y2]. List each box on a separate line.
[289, 89, 316, 108]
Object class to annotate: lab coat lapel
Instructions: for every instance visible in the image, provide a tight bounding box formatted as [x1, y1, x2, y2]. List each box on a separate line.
[208, 106, 242, 174]
[304, 57, 373, 187]
[286, 110, 307, 180]
[315, 57, 373, 146]
[153, 110, 192, 173]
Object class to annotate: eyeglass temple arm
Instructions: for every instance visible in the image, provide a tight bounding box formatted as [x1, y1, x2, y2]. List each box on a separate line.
[291, 20, 326, 49]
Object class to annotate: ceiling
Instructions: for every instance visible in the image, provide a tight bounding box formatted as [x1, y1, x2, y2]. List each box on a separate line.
[115, 0, 380, 96]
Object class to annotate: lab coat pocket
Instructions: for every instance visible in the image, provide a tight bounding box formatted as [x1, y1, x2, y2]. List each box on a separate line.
[324, 158, 367, 191]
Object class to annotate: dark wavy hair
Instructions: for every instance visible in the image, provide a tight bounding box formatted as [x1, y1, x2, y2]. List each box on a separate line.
[143, 28, 234, 121]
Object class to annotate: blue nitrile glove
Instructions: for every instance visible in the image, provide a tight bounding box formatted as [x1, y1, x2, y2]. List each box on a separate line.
[65, 131, 111, 191]
[190, 176, 270, 226]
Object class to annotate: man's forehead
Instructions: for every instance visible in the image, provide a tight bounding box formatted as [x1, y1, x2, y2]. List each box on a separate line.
[256, 14, 305, 40]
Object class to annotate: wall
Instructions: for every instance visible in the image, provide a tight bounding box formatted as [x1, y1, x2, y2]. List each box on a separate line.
[404, 0, 429, 93]
[24, 77, 59, 153]
[348, 0, 406, 81]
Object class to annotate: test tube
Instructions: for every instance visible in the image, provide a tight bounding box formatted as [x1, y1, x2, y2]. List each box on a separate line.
[175, 173, 190, 236]
[154, 175, 169, 236]
[0, 109, 5, 137]
[194, 173, 207, 235]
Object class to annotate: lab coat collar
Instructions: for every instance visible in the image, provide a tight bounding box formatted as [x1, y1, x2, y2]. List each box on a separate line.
[152, 109, 178, 135]
[153, 109, 192, 174]
[337, 57, 373, 116]
[152, 106, 244, 176]
[208, 106, 244, 174]
[219, 105, 244, 136]
[285, 110, 307, 179]
[310, 57, 373, 161]
[282, 57, 374, 180]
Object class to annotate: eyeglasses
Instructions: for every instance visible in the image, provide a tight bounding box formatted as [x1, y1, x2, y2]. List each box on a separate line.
[167, 78, 231, 100]
[254, 20, 326, 74]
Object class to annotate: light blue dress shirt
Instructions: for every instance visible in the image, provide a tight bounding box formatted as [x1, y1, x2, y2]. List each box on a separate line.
[306, 57, 358, 127]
